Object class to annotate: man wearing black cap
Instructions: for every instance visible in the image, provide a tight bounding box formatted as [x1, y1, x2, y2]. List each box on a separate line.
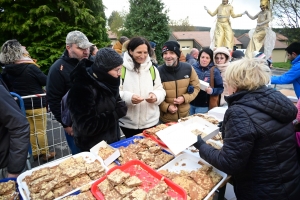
[158, 41, 200, 123]
[231, 50, 245, 62]
[46, 30, 94, 154]
[67, 48, 127, 151]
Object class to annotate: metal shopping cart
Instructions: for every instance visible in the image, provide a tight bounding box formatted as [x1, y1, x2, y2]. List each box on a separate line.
[10, 92, 32, 171]
[14, 93, 72, 168]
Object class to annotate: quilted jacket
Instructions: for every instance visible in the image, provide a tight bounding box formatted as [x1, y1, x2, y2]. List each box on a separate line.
[198, 86, 300, 200]
[158, 62, 200, 122]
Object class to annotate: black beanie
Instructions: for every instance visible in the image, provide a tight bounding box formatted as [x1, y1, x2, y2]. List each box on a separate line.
[162, 41, 181, 58]
[93, 47, 123, 72]
[232, 50, 245, 59]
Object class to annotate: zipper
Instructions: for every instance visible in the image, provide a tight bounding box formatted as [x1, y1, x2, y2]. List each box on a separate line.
[172, 66, 180, 119]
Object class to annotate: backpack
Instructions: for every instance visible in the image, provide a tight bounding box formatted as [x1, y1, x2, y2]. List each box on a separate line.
[61, 87, 97, 127]
[121, 65, 156, 86]
[61, 90, 72, 127]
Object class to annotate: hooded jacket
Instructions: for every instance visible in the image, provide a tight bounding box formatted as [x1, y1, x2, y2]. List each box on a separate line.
[67, 59, 123, 151]
[198, 86, 300, 200]
[119, 52, 166, 129]
[158, 61, 200, 123]
[0, 78, 30, 174]
[271, 54, 300, 98]
[2, 63, 47, 109]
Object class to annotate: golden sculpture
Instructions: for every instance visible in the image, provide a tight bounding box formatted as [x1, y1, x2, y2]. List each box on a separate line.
[245, 0, 276, 59]
[204, 0, 244, 49]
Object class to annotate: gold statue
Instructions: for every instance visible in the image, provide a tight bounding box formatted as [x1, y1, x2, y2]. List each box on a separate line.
[204, 0, 245, 49]
[245, 0, 276, 59]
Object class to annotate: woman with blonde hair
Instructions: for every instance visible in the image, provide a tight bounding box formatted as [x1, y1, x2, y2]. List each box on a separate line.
[193, 58, 300, 199]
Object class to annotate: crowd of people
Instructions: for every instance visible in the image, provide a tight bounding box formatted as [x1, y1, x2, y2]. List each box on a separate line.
[1, 4, 300, 197]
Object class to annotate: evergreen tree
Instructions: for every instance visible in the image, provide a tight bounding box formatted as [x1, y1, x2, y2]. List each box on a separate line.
[0, 0, 109, 73]
[122, 0, 171, 64]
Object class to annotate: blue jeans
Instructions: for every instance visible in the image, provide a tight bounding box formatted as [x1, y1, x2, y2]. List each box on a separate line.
[64, 131, 81, 155]
[190, 105, 209, 115]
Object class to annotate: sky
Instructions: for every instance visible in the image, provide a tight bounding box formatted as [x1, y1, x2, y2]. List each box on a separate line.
[101, 0, 275, 30]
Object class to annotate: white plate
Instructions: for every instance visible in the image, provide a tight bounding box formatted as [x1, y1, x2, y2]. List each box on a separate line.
[17, 152, 108, 200]
[158, 153, 227, 200]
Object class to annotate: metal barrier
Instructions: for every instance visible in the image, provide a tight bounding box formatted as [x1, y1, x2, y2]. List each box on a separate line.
[15, 93, 71, 168]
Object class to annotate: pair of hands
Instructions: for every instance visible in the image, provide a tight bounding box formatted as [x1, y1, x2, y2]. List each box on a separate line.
[167, 96, 185, 114]
[131, 93, 157, 104]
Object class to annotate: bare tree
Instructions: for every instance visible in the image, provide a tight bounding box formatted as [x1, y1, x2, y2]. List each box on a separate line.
[272, 0, 300, 42]
[169, 17, 196, 32]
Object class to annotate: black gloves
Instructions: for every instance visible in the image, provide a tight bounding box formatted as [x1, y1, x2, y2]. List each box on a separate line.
[218, 121, 223, 132]
[193, 135, 205, 150]
[187, 85, 194, 94]
[115, 100, 127, 118]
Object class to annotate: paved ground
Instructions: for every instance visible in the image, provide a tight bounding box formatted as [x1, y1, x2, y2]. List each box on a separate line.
[271, 68, 293, 90]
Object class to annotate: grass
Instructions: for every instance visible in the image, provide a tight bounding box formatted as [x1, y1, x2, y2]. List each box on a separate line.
[272, 62, 291, 70]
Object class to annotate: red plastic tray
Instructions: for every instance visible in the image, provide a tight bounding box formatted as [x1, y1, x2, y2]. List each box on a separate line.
[91, 160, 186, 200]
[142, 122, 177, 148]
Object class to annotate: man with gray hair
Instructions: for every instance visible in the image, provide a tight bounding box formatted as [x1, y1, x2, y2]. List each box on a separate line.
[186, 48, 199, 65]
[46, 30, 94, 154]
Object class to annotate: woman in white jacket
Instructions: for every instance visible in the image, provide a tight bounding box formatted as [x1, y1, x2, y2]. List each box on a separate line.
[119, 37, 166, 138]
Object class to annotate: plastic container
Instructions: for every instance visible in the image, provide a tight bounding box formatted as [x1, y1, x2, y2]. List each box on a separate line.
[110, 136, 173, 166]
[91, 160, 187, 200]
[158, 153, 227, 200]
[142, 123, 177, 148]
[207, 106, 228, 121]
[90, 140, 120, 166]
[110, 136, 144, 148]
[17, 152, 108, 200]
[0, 177, 22, 200]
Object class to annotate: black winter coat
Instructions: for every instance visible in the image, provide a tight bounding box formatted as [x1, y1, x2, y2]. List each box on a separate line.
[2, 63, 47, 109]
[67, 59, 124, 151]
[46, 50, 79, 127]
[198, 86, 300, 200]
[0, 78, 30, 174]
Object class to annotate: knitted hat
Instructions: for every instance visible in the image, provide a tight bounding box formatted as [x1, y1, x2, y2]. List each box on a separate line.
[162, 41, 181, 58]
[149, 41, 156, 49]
[93, 47, 123, 72]
[232, 50, 245, 59]
[213, 47, 231, 63]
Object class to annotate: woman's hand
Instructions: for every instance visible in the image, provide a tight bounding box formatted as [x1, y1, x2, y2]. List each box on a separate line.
[131, 94, 144, 104]
[145, 93, 157, 103]
[206, 87, 213, 94]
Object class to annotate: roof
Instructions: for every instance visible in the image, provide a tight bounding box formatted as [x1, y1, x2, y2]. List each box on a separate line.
[237, 32, 288, 49]
[276, 33, 288, 41]
[172, 31, 242, 47]
[107, 31, 117, 40]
